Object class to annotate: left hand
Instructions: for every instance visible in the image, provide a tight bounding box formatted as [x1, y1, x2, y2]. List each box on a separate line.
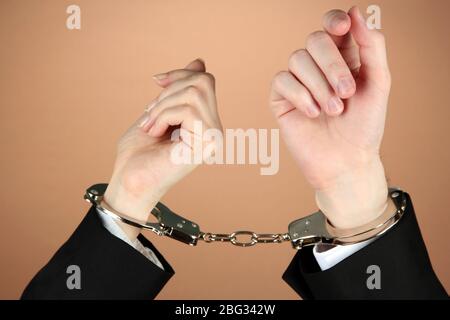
[104, 59, 222, 238]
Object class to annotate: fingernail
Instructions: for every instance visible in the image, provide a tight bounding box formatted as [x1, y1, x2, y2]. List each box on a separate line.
[139, 115, 151, 128]
[307, 105, 320, 118]
[338, 77, 355, 97]
[144, 99, 157, 112]
[152, 73, 168, 81]
[327, 96, 344, 115]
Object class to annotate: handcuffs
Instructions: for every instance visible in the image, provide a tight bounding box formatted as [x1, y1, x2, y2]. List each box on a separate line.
[84, 183, 407, 249]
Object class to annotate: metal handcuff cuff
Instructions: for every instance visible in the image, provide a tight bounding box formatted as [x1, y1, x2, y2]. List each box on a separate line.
[84, 183, 407, 249]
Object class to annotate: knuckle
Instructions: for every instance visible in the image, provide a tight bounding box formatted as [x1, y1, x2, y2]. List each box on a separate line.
[203, 72, 215, 84]
[198, 72, 216, 91]
[184, 86, 205, 106]
[192, 72, 215, 85]
[185, 85, 200, 97]
[306, 31, 328, 48]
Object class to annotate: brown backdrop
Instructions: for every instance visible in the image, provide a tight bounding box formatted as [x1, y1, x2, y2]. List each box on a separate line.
[0, 0, 449, 299]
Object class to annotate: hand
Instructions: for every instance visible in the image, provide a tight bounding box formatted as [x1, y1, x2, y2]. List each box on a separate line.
[104, 59, 222, 238]
[270, 7, 391, 229]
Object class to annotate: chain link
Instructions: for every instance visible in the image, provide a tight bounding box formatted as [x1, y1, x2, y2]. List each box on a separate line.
[200, 231, 291, 247]
[86, 184, 406, 249]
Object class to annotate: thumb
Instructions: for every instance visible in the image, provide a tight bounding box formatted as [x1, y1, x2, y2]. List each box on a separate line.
[322, 9, 351, 40]
[348, 6, 390, 83]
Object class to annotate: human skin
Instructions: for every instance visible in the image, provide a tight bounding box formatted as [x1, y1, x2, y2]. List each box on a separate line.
[105, 5, 391, 239]
[103, 58, 222, 239]
[270, 6, 391, 229]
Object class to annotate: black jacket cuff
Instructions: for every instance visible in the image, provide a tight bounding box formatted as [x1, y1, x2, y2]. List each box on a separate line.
[22, 206, 174, 299]
[283, 193, 447, 299]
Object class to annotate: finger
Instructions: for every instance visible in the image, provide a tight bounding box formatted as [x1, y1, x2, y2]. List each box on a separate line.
[288, 49, 344, 116]
[322, 10, 361, 75]
[348, 6, 390, 84]
[152, 58, 206, 87]
[136, 111, 153, 129]
[154, 72, 215, 105]
[271, 71, 320, 118]
[148, 105, 200, 137]
[145, 69, 206, 111]
[144, 86, 211, 133]
[305, 31, 356, 99]
[149, 105, 210, 163]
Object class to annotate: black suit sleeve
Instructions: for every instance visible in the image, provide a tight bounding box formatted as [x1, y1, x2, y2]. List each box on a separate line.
[22, 206, 174, 300]
[283, 193, 448, 299]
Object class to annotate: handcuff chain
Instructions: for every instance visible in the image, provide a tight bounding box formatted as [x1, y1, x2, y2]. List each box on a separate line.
[199, 231, 291, 247]
[85, 184, 406, 249]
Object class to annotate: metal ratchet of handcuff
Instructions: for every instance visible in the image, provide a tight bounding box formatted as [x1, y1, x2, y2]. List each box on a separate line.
[84, 183, 407, 249]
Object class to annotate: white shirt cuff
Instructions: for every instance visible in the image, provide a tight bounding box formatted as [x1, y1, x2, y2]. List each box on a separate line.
[96, 208, 165, 270]
[313, 238, 376, 271]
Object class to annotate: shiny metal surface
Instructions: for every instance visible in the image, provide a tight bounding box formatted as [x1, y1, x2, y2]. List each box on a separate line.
[84, 184, 406, 249]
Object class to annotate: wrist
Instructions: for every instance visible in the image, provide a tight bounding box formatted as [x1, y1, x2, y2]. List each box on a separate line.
[315, 156, 388, 229]
[103, 177, 161, 240]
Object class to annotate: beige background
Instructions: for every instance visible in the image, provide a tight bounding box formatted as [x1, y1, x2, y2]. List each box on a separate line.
[0, 0, 449, 299]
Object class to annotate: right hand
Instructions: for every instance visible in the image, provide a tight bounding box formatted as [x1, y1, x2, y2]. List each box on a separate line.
[104, 59, 222, 237]
[269, 7, 391, 228]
